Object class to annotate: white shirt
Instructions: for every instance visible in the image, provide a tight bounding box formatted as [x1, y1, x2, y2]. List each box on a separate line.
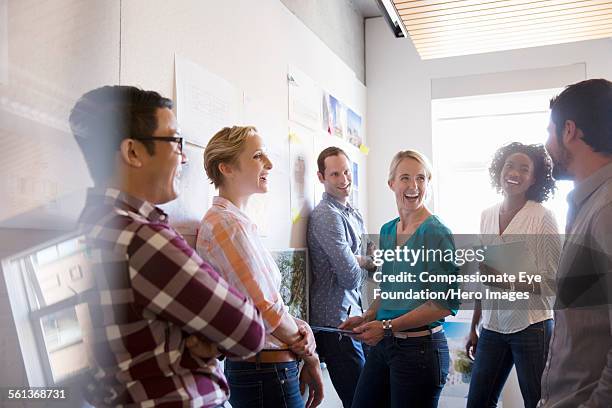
[480, 200, 561, 334]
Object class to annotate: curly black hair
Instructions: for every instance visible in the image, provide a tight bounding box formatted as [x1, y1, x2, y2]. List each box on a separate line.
[489, 142, 556, 203]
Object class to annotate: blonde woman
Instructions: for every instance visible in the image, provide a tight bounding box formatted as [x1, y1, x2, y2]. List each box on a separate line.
[341, 150, 460, 408]
[196, 126, 323, 408]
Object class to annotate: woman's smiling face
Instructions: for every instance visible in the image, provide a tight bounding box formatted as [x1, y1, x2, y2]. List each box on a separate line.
[389, 157, 429, 212]
[499, 152, 535, 198]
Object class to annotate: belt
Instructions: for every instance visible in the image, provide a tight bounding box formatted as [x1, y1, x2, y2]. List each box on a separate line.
[229, 349, 298, 364]
[393, 325, 443, 339]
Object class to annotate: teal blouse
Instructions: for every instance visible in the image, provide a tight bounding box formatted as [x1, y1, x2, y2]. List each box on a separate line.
[376, 215, 460, 328]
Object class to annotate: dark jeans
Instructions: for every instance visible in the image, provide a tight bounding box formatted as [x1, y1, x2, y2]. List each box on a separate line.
[466, 319, 553, 408]
[224, 359, 302, 408]
[314, 332, 367, 408]
[352, 331, 450, 408]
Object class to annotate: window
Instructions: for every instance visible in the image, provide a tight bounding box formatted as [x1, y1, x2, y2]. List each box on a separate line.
[432, 88, 572, 234]
[3, 234, 93, 385]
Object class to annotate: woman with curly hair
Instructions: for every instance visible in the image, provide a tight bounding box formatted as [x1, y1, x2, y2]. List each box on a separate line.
[465, 142, 562, 408]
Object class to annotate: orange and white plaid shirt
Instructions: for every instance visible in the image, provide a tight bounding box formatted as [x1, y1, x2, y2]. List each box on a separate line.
[196, 196, 289, 349]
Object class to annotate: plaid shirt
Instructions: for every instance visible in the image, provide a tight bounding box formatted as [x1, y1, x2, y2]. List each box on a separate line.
[78, 188, 265, 408]
[196, 196, 289, 349]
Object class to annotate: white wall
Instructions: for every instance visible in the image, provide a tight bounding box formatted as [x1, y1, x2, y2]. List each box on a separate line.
[365, 15, 612, 233]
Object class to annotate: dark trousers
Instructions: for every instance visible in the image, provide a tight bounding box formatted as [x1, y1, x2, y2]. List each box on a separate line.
[466, 319, 553, 408]
[351, 331, 449, 408]
[224, 359, 302, 408]
[314, 332, 367, 408]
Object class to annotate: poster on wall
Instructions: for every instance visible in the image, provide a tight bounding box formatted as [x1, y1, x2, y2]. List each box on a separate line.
[439, 314, 481, 407]
[288, 125, 316, 247]
[270, 248, 309, 322]
[347, 108, 363, 148]
[321, 92, 333, 136]
[0, 0, 7, 85]
[288, 66, 321, 131]
[159, 144, 209, 242]
[350, 161, 359, 208]
[329, 94, 347, 140]
[175, 55, 242, 147]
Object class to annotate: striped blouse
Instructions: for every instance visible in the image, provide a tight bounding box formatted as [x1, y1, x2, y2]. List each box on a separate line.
[196, 196, 289, 349]
[479, 200, 561, 334]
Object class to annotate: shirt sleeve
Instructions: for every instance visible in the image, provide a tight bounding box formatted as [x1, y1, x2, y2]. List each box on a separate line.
[535, 209, 562, 297]
[196, 216, 288, 333]
[583, 204, 612, 407]
[127, 222, 265, 358]
[310, 210, 365, 290]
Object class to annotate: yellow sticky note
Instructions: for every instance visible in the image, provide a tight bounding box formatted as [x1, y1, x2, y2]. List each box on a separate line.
[291, 209, 302, 224]
[288, 132, 302, 144]
[359, 144, 370, 155]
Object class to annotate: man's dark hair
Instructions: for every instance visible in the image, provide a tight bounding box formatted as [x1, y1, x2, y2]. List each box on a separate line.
[317, 146, 350, 175]
[549, 78, 612, 154]
[489, 142, 556, 203]
[69, 85, 173, 184]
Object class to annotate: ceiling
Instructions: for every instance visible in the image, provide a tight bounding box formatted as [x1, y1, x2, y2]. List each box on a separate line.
[353, 0, 384, 18]
[391, 0, 612, 59]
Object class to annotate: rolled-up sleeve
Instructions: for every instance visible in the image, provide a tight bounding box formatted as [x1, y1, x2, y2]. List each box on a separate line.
[310, 210, 365, 290]
[128, 223, 266, 358]
[197, 216, 288, 332]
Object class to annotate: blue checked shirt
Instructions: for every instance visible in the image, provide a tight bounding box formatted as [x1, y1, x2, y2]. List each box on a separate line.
[307, 192, 368, 327]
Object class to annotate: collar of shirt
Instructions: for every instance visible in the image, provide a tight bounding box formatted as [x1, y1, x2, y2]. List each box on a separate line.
[567, 162, 612, 211]
[212, 196, 256, 229]
[86, 187, 168, 223]
[322, 192, 355, 214]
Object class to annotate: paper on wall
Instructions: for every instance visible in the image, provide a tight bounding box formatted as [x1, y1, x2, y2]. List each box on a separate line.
[174, 55, 242, 147]
[288, 66, 321, 131]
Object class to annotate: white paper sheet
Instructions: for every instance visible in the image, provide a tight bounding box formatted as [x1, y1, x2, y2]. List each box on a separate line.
[174, 55, 242, 147]
[288, 66, 321, 131]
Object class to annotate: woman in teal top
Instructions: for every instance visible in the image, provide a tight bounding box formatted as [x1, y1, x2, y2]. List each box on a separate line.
[340, 150, 460, 408]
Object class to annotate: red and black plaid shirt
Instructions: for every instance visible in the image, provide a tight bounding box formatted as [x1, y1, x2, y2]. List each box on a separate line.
[78, 188, 265, 407]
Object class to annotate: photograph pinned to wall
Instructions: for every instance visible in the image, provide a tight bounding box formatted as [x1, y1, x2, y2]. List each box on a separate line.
[175, 55, 242, 147]
[288, 125, 315, 247]
[321, 92, 333, 136]
[329, 94, 347, 140]
[288, 66, 321, 131]
[347, 108, 363, 148]
[159, 144, 209, 244]
[439, 315, 480, 407]
[350, 161, 359, 209]
[270, 248, 309, 322]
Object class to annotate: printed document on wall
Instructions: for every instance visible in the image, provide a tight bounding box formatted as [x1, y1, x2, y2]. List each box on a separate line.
[175, 55, 242, 147]
[288, 66, 321, 131]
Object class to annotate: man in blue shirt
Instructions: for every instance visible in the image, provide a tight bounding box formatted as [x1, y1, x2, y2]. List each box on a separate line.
[307, 147, 375, 408]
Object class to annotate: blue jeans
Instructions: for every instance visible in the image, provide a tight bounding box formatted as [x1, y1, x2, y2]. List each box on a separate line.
[314, 332, 367, 408]
[352, 331, 450, 408]
[467, 319, 553, 408]
[224, 359, 302, 408]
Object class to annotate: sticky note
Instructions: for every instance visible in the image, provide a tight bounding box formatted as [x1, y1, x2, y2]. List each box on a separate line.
[359, 144, 370, 155]
[291, 209, 302, 224]
[289, 132, 302, 144]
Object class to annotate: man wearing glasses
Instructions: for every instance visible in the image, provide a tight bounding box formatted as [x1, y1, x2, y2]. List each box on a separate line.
[70, 86, 265, 408]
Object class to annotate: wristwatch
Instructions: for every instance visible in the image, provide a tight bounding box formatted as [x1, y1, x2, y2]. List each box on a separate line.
[382, 319, 393, 337]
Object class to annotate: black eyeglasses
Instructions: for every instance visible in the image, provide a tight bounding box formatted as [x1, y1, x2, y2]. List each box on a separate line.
[132, 136, 184, 155]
